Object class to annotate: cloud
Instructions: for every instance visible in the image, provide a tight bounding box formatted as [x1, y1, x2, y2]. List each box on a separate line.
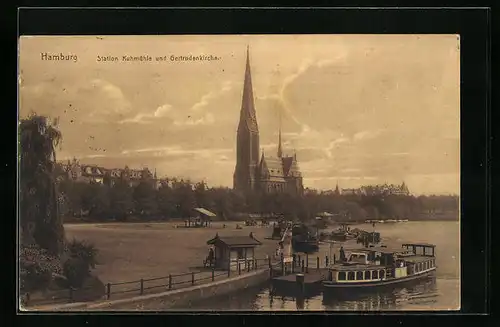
[118, 104, 173, 124]
[85, 79, 132, 120]
[192, 81, 235, 112]
[353, 129, 384, 141]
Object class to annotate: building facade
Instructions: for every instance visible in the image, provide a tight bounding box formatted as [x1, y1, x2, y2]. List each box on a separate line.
[56, 158, 161, 189]
[339, 182, 410, 196]
[233, 47, 304, 195]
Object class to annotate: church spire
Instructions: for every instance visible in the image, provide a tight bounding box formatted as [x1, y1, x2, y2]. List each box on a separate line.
[238, 44, 258, 133]
[277, 127, 283, 158]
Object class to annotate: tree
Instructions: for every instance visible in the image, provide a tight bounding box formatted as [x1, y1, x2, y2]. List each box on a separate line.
[171, 179, 195, 217]
[19, 114, 65, 255]
[133, 181, 158, 217]
[194, 181, 209, 208]
[109, 179, 133, 220]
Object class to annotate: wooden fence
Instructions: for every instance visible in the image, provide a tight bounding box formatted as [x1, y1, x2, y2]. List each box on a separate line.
[24, 257, 275, 306]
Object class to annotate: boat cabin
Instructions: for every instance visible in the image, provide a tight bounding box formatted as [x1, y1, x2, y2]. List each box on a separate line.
[402, 243, 436, 257]
[327, 264, 388, 283]
[206, 233, 262, 271]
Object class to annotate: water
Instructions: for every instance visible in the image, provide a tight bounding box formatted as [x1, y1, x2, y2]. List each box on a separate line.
[187, 221, 460, 311]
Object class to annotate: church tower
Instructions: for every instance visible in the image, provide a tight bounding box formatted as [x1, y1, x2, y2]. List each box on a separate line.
[233, 46, 260, 192]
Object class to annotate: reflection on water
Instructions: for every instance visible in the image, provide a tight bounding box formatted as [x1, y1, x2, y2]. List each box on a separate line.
[185, 221, 460, 311]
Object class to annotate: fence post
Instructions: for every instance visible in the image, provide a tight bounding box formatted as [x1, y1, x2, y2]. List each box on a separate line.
[317, 256, 320, 270]
[106, 283, 111, 300]
[301, 259, 305, 272]
[191, 272, 195, 285]
[298, 255, 301, 268]
[212, 268, 215, 281]
[268, 256, 271, 268]
[255, 259, 258, 269]
[238, 261, 241, 275]
[140, 279, 144, 295]
[228, 261, 231, 277]
[168, 275, 172, 290]
[247, 259, 250, 272]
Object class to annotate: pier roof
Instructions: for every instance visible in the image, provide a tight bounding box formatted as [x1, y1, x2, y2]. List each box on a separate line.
[207, 233, 262, 248]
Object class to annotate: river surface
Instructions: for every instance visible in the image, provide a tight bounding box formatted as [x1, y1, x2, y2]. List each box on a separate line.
[187, 221, 460, 311]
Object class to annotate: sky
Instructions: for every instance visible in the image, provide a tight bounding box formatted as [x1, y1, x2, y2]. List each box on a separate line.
[18, 35, 460, 195]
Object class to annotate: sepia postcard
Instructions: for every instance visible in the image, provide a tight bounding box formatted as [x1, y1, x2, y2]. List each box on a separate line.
[18, 34, 460, 311]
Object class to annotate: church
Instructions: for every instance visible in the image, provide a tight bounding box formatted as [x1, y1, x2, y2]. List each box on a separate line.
[233, 47, 304, 195]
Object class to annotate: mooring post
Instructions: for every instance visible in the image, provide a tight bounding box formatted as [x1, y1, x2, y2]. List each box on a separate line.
[301, 259, 305, 272]
[212, 268, 215, 281]
[238, 262, 241, 275]
[281, 253, 284, 276]
[191, 272, 195, 285]
[292, 258, 295, 273]
[296, 273, 305, 298]
[298, 255, 301, 267]
[140, 279, 144, 295]
[268, 256, 272, 268]
[316, 256, 320, 270]
[106, 283, 111, 299]
[247, 260, 251, 273]
[168, 275, 172, 289]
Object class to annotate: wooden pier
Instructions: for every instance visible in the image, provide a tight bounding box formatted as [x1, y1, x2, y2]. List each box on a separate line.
[270, 253, 333, 296]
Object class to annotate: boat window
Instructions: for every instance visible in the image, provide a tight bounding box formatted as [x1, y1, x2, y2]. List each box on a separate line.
[356, 271, 363, 280]
[425, 262, 428, 270]
[372, 270, 378, 279]
[338, 272, 346, 280]
[380, 270, 385, 278]
[348, 272, 355, 280]
[364, 271, 371, 280]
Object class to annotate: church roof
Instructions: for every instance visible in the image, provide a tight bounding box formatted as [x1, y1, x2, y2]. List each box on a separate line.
[259, 155, 286, 182]
[282, 155, 301, 177]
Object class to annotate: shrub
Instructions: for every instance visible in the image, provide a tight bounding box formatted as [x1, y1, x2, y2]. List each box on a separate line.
[61, 239, 99, 288]
[20, 244, 62, 293]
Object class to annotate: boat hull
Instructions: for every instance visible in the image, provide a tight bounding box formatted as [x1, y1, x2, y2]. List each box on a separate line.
[323, 268, 436, 291]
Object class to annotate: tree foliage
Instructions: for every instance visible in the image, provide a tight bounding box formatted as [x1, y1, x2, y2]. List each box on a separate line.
[20, 114, 65, 254]
[56, 176, 459, 222]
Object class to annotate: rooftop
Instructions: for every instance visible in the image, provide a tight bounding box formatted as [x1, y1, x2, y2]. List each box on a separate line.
[193, 207, 217, 217]
[207, 233, 262, 248]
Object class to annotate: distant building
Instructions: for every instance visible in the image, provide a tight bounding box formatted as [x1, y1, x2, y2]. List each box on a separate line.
[339, 182, 410, 196]
[233, 46, 304, 195]
[56, 158, 161, 189]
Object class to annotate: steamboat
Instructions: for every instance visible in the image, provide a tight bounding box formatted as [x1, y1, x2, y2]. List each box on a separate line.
[323, 243, 436, 292]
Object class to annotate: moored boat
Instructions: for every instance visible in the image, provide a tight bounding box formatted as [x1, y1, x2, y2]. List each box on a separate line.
[323, 243, 437, 292]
